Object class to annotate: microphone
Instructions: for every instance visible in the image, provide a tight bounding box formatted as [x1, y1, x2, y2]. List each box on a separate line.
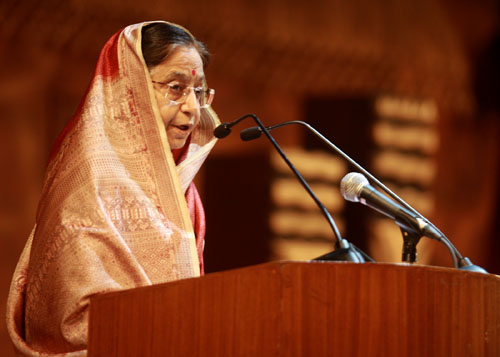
[213, 123, 232, 138]
[341, 173, 488, 272]
[240, 126, 263, 141]
[242, 120, 488, 272]
[340, 172, 442, 241]
[215, 114, 366, 262]
[213, 114, 256, 138]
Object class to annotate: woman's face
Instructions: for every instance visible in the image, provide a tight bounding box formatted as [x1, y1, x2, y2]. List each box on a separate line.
[149, 46, 205, 150]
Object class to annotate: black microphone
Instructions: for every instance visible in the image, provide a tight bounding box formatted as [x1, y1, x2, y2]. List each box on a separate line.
[340, 172, 442, 240]
[243, 120, 489, 272]
[215, 114, 366, 262]
[240, 126, 263, 141]
[213, 114, 253, 138]
[213, 123, 232, 138]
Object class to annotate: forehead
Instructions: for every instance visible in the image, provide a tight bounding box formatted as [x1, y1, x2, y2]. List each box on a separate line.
[149, 46, 204, 81]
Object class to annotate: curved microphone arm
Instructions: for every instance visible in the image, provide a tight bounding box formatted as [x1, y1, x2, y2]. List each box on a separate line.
[245, 121, 469, 269]
[235, 115, 345, 248]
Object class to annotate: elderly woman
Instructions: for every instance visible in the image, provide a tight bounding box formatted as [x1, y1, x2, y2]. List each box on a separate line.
[7, 21, 219, 355]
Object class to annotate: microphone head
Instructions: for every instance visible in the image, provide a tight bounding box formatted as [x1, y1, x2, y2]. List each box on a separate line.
[214, 123, 232, 138]
[240, 127, 263, 141]
[340, 172, 369, 202]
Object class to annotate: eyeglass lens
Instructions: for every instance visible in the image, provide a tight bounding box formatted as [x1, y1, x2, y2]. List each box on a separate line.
[166, 86, 213, 107]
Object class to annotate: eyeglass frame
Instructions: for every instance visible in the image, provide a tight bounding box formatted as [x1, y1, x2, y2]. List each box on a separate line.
[151, 80, 215, 109]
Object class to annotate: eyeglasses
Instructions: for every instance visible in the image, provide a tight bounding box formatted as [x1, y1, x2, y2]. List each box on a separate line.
[152, 81, 215, 109]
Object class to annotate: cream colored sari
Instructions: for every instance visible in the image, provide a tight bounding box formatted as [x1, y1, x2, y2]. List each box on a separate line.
[6, 21, 219, 356]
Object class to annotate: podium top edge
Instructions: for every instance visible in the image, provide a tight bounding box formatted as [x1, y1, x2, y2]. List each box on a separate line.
[89, 260, 499, 304]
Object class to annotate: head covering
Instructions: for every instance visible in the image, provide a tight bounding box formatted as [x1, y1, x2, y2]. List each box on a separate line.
[6, 21, 219, 356]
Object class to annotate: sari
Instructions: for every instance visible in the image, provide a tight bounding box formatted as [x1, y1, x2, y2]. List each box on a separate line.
[6, 21, 219, 356]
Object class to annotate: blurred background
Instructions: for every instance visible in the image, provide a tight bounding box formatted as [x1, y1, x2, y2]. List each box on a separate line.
[1, 0, 499, 353]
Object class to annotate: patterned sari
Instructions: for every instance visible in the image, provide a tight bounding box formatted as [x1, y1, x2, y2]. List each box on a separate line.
[6, 21, 219, 356]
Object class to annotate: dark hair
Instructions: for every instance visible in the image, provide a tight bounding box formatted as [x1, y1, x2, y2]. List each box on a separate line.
[141, 23, 210, 69]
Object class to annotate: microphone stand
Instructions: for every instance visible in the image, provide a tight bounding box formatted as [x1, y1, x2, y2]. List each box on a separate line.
[400, 228, 422, 263]
[241, 120, 488, 273]
[218, 114, 367, 262]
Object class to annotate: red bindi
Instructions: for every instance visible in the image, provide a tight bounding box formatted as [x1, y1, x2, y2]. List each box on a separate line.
[192, 69, 196, 76]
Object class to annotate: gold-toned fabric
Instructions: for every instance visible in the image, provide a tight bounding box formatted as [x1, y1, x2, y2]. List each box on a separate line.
[6, 21, 219, 356]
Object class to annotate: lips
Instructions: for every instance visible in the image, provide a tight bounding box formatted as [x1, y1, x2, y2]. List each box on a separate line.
[175, 124, 191, 131]
[169, 123, 193, 138]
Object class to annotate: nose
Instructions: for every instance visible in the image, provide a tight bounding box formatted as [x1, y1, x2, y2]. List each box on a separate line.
[181, 88, 200, 115]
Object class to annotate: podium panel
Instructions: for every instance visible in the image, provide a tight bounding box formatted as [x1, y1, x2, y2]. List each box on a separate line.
[88, 261, 500, 356]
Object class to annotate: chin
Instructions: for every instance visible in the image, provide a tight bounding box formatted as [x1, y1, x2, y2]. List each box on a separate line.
[168, 139, 187, 150]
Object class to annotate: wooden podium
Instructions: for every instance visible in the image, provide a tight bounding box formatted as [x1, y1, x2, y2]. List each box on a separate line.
[88, 261, 500, 356]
